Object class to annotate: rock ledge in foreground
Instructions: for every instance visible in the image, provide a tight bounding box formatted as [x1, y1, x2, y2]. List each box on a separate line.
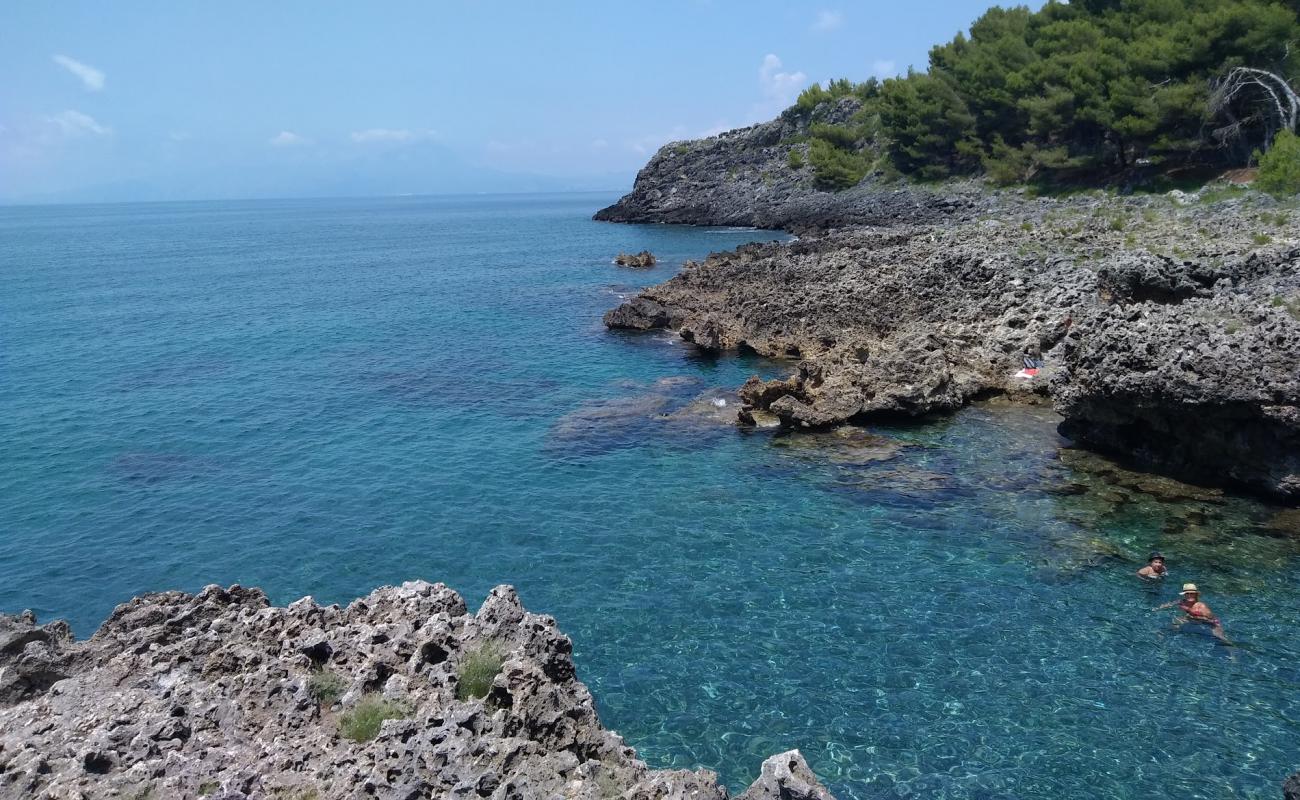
[0, 582, 836, 800]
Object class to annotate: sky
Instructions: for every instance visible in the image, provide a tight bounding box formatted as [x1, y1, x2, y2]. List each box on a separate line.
[2, 1, 1024, 203]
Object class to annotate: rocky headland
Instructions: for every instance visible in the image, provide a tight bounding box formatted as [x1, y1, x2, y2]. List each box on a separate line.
[0, 582, 835, 800]
[593, 99, 980, 233]
[599, 130, 1300, 502]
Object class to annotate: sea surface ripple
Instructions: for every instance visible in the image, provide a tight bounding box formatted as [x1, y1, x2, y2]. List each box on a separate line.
[2, 194, 1298, 799]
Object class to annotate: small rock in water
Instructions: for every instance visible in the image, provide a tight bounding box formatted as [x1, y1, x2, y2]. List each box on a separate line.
[614, 250, 657, 268]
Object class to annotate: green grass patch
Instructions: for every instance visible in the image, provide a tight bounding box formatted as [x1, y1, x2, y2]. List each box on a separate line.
[198, 783, 220, 797]
[339, 694, 411, 743]
[1198, 185, 1247, 205]
[456, 641, 506, 701]
[307, 668, 346, 707]
[1252, 232, 1273, 245]
[1271, 295, 1300, 321]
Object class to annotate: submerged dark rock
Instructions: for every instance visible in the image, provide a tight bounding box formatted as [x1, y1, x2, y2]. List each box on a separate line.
[1284, 771, 1300, 800]
[0, 583, 837, 800]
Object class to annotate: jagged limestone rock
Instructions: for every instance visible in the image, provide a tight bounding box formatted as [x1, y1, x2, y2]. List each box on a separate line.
[0, 582, 838, 800]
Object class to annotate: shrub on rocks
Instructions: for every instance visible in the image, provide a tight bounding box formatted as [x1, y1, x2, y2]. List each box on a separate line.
[307, 668, 346, 707]
[1256, 129, 1300, 198]
[455, 641, 505, 701]
[339, 694, 410, 743]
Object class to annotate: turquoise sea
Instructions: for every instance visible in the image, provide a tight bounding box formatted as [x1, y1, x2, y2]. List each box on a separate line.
[2, 194, 1298, 799]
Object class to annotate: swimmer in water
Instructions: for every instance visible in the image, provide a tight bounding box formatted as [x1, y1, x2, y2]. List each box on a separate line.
[1137, 552, 1168, 581]
[1154, 583, 1231, 644]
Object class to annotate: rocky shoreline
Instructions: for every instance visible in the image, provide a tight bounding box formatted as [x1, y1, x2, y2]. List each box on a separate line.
[0, 582, 835, 800]
[600, 156, 1300, 501]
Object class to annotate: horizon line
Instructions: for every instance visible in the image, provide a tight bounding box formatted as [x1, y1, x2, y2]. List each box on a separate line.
[0, 186, 631, 211]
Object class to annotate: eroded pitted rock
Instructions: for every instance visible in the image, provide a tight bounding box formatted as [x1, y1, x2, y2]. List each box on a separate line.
[615, 250, 657, 268]
[604, 190, 1300, 500]
[738, 750, 836, 800]
[0, 611, 75, 705]
[604, 297, 680, 331]
[1054, 285, 1300, 500]
[593, 99, 985, 231]
[0, 582, 837, 800]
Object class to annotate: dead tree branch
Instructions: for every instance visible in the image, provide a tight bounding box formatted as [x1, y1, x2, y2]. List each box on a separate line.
[1208, 67, 1300, 144]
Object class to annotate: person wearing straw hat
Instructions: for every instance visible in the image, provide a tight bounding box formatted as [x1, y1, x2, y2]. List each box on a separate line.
[1137, 552, 1168, 580]
[1155, 583, 1231, 644]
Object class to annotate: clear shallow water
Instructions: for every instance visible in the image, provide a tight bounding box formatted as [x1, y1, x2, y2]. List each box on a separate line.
[2, 194, 1298, 799]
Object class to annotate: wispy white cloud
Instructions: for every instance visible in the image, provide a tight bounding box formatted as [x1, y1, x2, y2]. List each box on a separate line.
[871, 59, 899, 79]
[811, 10, 843, 32]
[269, 130, 309, 147]
[752, 54, 808, 120]
[52, 54, 105, 91]
[591, 138, 609, 150]
[47, 110, 111, 137]
[350, 128, 434, 144]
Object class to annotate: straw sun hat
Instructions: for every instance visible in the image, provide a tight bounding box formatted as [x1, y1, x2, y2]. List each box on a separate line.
[1180, 583, 1200, 596]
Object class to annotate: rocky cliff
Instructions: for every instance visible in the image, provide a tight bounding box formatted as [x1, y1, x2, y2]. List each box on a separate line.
[0, 582, 835, 800]
[593, 99, 980, 232]
[603, 189, 1300, 501]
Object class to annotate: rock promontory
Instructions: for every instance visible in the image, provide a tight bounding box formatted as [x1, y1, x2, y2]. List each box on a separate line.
[593, 100, 982, 232]
[0, 582, 836, 800]
[602, 186, 1300, 501]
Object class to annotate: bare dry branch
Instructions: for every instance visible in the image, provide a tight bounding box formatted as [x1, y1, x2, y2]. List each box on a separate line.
[1208, 67, 1300, 136]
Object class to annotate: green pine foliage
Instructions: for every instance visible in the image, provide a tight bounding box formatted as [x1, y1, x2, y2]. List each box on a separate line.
[808, 139, 872, 189]
[782, 0, 1300, 189]
[792, 77, 879, 114]
[1255, 129, 1300, 196]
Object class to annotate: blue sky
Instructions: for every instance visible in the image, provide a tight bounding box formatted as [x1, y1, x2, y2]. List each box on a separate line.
[2, 1, 1021, 203]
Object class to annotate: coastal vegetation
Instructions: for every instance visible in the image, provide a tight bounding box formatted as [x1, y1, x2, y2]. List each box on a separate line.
[789, 0, 1300, 190]
[1257, 128, 1300, 196]
[338, 694, 411, 743]
[455, 640, 506, 701]
[306, 667, 346, 707]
